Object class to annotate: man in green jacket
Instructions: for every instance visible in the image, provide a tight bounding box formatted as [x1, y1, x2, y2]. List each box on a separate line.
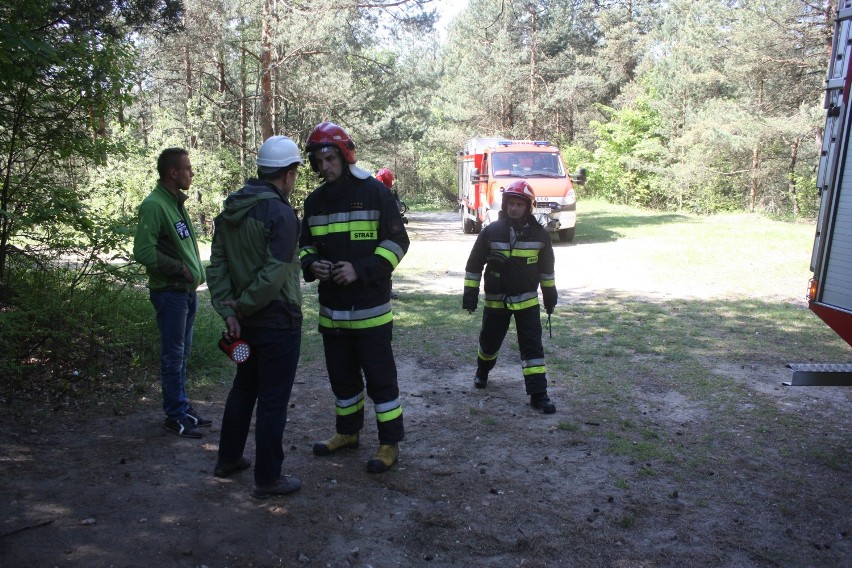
[133, 148, 210, 439]
[206, 136, 304, 498]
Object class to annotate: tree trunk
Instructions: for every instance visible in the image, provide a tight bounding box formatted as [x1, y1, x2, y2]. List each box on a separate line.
[259, 0, 274, 141]
[240, 19, 248, 171]
[789, 136, 801, 216]
[529, 7, 538, 136]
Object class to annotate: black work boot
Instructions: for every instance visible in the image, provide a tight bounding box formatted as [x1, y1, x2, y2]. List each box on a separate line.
[473, 373, 488, 389]
[530, 392, 556, 414]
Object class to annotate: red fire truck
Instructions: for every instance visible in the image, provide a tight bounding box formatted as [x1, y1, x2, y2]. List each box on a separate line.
[791, 0, 852, 385]
[457, 138, 583, 241]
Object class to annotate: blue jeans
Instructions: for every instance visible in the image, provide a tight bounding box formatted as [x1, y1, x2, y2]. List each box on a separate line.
[149, 289, 197, 419]
[217, 327, 301, 486]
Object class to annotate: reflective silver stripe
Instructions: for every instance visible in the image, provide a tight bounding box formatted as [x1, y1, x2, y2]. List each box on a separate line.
[505, 291, 538, 304]
[378, 239, 405, 260]
[490, 242, 510, 251]
[308, 210, 380, 226]
[523, 358, 545, 368]
[337, 391, 365, 408]
[374, 399, 400, 413]
[514, 241, 544, 250]
[484, 293, 504, 301]
[540, 273, 555, 280]
[466, 272, 482, 280]
[319, 302, 392, 321]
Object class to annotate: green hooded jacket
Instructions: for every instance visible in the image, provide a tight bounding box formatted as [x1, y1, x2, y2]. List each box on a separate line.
[206, 179, 302, 329]
[133, 182, 205, 291]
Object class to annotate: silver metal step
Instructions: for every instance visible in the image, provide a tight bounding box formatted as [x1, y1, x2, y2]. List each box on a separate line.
[784, 363, 852, 386]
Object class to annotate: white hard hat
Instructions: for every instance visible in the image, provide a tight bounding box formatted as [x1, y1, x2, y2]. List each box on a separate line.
[256, 135, 303, 168]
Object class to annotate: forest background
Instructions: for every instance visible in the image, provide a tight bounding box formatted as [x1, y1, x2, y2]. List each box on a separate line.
[0, 0, 838, 400]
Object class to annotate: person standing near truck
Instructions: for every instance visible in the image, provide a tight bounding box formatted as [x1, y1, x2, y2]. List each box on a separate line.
[463, 180, 558, 414]
[299, 122, 410, 473]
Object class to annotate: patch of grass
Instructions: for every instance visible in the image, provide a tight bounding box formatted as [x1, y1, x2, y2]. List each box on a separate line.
[557, 421, 578, 431]
[618, 513, 637, 529]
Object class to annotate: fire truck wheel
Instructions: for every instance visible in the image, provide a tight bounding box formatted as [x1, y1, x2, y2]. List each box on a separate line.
[558, 228, 575, 242]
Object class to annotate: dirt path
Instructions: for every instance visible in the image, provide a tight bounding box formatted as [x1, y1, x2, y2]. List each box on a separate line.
[1, 212, 850, 567]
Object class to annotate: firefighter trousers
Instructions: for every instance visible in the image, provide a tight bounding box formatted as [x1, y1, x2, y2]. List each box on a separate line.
[476, 304, 547, 395]
[321, 324, 404, 444]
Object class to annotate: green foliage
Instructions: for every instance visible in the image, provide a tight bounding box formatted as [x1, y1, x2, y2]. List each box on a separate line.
[0, 259, 156, 403]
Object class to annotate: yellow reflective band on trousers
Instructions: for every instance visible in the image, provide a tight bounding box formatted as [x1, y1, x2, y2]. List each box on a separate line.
[465, 280, 480, 288]
[523, 365, 546, 376]
[541, 280, 555, 287]
[375, 404, 402, 423]
[335, 394, 365, 416]
[478, 349, 498, 362]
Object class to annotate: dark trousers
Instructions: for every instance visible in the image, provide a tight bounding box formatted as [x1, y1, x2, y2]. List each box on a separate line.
[322, 325, 404, 444]
[477, 305, 547, 395]
[217, 327, 301, 486]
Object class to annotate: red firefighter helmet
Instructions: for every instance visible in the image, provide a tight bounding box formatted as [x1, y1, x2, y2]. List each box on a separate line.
[376, 168, 395, 189]
[501, 180, 536, 213]
[305, 121, 357, 171]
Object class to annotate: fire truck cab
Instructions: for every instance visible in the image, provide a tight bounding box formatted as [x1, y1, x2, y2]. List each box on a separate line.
[457, 138, 582, 241]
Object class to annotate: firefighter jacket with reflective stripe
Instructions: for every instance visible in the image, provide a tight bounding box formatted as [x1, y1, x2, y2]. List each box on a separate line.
[463, 212, 557, 311]
[299, 175, 409, 333]
[206, 179, 302, 330]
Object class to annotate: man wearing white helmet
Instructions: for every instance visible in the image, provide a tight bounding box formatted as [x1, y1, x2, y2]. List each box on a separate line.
[206, 135, 304, 498]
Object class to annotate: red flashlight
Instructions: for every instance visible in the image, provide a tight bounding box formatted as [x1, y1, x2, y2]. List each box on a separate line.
[218, 332, 251, 364]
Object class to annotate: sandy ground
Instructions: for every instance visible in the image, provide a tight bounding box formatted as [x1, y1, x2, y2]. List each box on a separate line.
[1, 211, 850, 567]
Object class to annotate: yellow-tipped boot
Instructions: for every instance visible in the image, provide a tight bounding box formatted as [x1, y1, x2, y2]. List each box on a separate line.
[366, 443, 399, 473]
[313, 433, 359, 456]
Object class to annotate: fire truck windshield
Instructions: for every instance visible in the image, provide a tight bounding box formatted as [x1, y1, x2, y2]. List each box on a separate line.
[491, 152, 565, 178]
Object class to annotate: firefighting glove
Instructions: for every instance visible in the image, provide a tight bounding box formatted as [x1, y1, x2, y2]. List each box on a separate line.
[542, 286, 557, 315]
[462, 288, 478, 313]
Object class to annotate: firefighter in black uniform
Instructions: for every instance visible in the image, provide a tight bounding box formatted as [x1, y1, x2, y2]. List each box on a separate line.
[299, 122, 410, 472]
[463, 180, 558, 413]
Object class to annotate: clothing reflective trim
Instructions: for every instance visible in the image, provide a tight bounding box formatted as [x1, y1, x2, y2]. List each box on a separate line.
[375, 399, 400, 413]
[507, 291, 538, 303]
[522, 365, 546, 376]
[511, 248, 539, 258]
[299, 246, 318, 260]
[310, 219, 379, 237]
[523, 358, 545, 368]
[376, 405, 402, 423]
[375, 240, 405, 269]
[507, 296, 539, 311]
[484, 293, 504, 301]
[490, 242, 510, 251]
[540, 272, 555, 280]
[335, 391, 366, 416]
[318, 302, 393, 330]
[541, 279, 555, 287]
[513, 241, 545, 250]
[378, 239, 405, 260]
[464, 279, 480, 288]
[466, 271, 481, 281]
[478, 349, 498, 361]
[309, 210, 380, 226]
[484, 299, 504, 309]
[336, 397, 366, 416]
